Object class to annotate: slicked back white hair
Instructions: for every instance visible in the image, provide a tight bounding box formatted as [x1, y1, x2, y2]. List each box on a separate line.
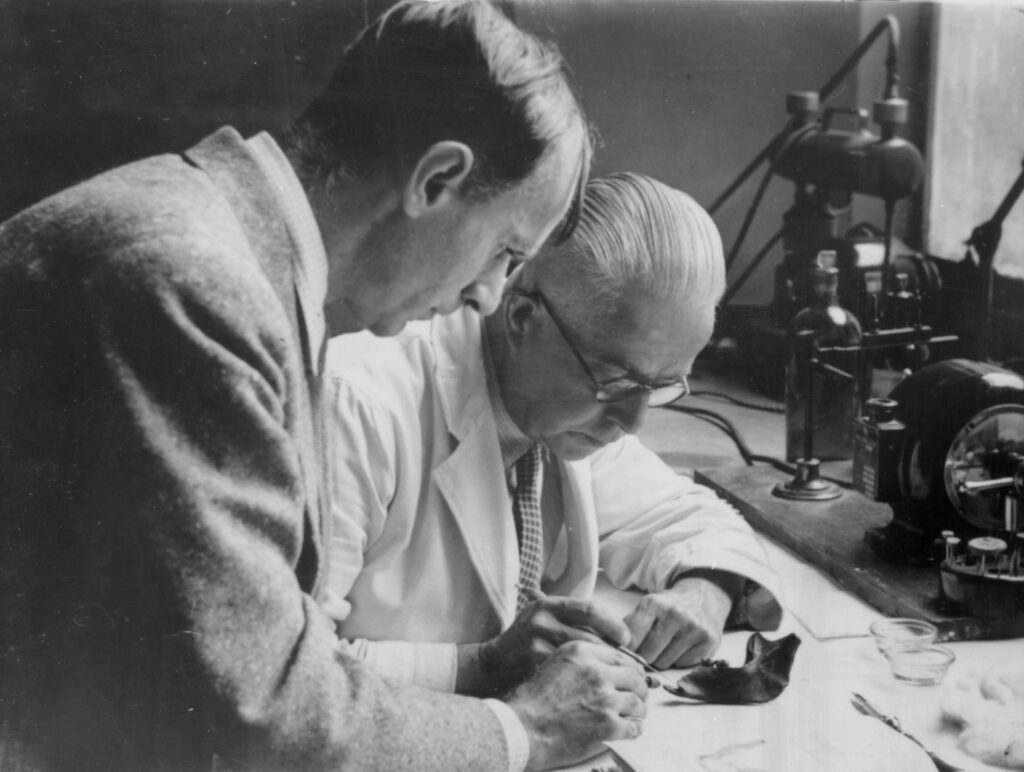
[520, 172, 725, 322]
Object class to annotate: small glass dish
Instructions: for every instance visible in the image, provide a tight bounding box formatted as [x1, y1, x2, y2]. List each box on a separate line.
[883, 643, 955, 685]
[869, 618, 937, 653]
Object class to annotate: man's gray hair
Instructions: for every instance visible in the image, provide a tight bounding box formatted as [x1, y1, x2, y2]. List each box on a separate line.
[531, 172, 725, 316]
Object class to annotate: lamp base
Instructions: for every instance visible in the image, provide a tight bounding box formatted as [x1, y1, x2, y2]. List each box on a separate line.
[772, 458, 842, 501]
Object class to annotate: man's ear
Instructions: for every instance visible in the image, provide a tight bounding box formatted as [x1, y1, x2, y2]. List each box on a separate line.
[403, 141, 475, 218]
[503, 291, 540, 348]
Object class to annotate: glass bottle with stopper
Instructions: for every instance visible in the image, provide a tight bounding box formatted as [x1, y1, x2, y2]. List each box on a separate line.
[784, 250, 863, 461]
[776, 250, 862, 499]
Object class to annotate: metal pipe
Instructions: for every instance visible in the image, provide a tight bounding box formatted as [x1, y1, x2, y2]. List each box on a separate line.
[959, 477, 1014, 493]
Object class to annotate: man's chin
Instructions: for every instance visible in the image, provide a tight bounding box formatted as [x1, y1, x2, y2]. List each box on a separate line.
[367, 317, 409, 337]
[548, 433, 605, 461]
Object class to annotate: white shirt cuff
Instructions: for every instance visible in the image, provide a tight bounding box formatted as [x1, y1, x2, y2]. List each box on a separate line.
[483, 698, 531, 772]
[338, 638, 458, 692]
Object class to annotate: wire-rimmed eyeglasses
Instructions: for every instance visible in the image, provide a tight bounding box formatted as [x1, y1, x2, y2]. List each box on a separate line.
[508, 288, 691, 408]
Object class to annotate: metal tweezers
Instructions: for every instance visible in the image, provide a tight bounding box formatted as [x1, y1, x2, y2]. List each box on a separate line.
[850, 692, 962, 772]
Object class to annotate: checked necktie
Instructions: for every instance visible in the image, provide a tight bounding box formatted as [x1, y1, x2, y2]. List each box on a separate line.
[513, 444, 545, 614]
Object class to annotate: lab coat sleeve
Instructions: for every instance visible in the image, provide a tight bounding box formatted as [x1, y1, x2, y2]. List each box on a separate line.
[322, 374, 395, 623]
[324, 372, 460, 692]
[590, 435, 783, 630]
[338, 638, 459, 693]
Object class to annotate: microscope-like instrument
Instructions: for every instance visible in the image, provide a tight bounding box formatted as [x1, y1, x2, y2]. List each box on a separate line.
[696, 16, 1024, 640]
[853, 359, 1024, 637]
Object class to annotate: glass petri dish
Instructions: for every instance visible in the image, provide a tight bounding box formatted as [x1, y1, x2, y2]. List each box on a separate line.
[869, 618, 938, 653]
[883, 643, 955, 685]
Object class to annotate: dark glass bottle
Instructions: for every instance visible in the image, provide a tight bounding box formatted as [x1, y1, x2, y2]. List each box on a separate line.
[785, 252, 863, 461]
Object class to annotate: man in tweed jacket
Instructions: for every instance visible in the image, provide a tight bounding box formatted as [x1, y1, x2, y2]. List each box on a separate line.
[0, 2, 648, 770]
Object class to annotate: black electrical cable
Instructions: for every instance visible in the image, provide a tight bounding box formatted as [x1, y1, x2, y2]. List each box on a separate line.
[689, 390, 785, 414]
[662, 403, 855, 489]
[667, 405, 756, 465]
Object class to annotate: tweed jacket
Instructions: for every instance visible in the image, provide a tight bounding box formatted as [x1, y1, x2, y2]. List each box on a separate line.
[322, 309, 783, 687]
[0, 128, 506, 771]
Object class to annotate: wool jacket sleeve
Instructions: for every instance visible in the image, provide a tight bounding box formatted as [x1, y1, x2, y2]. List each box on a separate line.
[0, 151, 508, 771]
[589, 435, 784, 630]
[88, 232, 509, 768]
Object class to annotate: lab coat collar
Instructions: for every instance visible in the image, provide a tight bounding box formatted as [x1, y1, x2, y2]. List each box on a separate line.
[429, 307, 520, 623]
[430, 307, 493, 441]
[427, 307, 603, 621]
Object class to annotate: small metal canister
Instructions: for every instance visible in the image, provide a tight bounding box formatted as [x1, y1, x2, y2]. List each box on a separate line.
[853, 397, 906, 502]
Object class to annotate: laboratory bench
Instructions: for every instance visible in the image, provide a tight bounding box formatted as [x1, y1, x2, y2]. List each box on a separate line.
[560, 364, 1023, 772]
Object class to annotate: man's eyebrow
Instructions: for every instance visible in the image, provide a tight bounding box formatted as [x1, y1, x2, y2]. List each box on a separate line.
[595, 358, 688, 386]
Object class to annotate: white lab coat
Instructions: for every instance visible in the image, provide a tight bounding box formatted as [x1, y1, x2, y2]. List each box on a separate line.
[323, 308, 783, 690]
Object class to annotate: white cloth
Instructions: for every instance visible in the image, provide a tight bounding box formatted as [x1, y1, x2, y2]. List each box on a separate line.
[323, 307, 784, 689]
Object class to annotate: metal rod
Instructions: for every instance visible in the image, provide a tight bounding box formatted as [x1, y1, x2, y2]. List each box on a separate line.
[818, 17, 901, 103]
[879, 199, 897, 325]
[959, 477, 1014, 493]
[991, 157, 1024, 225]
[818, 334, 958, 356]
[709, 131, 788, 215]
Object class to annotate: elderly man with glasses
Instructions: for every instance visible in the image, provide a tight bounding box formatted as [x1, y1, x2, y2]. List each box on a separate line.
[322, 173, 783, 697]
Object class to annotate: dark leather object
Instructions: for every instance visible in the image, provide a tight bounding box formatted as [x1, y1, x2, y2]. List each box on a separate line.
[663, 632, 801, 705]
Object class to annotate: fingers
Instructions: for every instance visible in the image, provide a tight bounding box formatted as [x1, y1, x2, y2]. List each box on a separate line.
[512, 603, 593, 657]
[627, 593, 723, 669]
[618, 688, 649, 721]
[575, 644, 648, 742]
[626, 609, 669, 664]
[509, 641, 650, 767]
[624, 717, 645, 740]
[627, 598, 684, 665]
[541, 596, 631, 646]
[637, 619, 717, 669]
[606, 713, 646, 742]
[505, 598, 635, 674]
[623, 600, 658, 651]
[559, 640, 649, 699]
[653, 628, 718, 669]
[605, 691, 647, 742]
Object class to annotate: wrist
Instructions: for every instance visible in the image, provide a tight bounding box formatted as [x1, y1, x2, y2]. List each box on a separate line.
[457, 640, 525, 696]
[505, 693, 552, 772]
[671, 568, 744, 605]
[483, 698, 531, 772]
[456, 642, 487, 695]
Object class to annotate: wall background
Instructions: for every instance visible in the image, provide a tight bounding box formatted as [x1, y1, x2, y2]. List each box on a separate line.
[0, 0, 391, 219]
[925, 2, 1024, 279]
[517, 0, 935, 306]
[1, 0, 1017, 344]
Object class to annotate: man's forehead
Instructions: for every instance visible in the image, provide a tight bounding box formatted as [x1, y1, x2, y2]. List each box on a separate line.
[584, 301, 709, 377]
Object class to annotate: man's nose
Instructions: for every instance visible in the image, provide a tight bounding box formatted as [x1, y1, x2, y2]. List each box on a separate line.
[604, 392, 649, 435]
[461, 258, 510, 316]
